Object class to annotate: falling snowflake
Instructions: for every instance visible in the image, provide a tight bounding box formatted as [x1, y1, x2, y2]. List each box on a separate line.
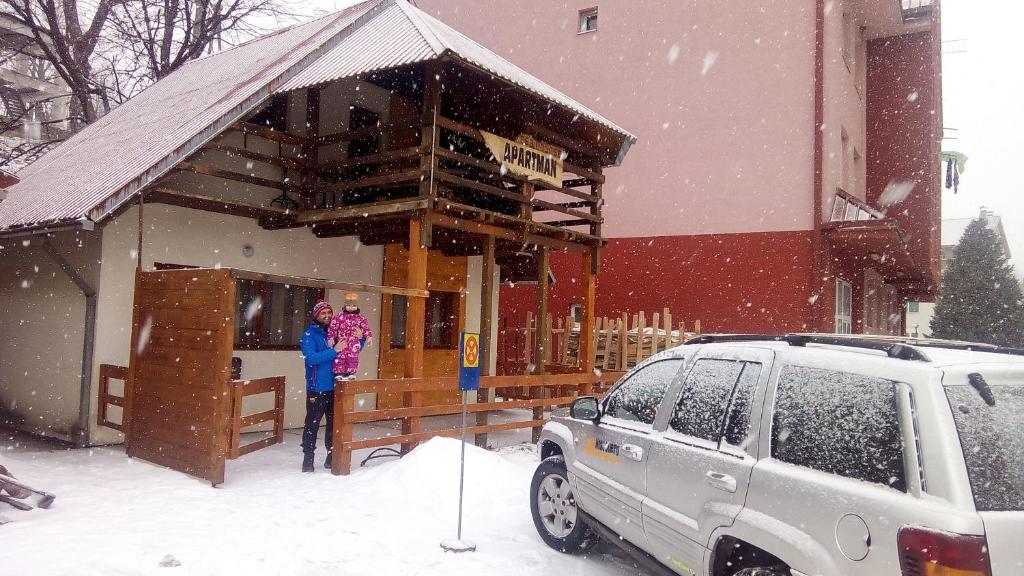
[667, 44, 681, 64]
[136, 315, 153, 355]
[701, 51, 719, 76]
[245, 297, 263, 322]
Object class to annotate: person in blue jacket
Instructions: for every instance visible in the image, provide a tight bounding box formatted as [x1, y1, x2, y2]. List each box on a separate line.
[299, 300, 344, 472]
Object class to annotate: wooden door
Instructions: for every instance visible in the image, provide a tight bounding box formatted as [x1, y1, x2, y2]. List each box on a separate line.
[378, 244, 467, 408]
[123, 268, 236, 485]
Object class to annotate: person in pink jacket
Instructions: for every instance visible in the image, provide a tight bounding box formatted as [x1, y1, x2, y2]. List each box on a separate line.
[327, 292, 373, 381]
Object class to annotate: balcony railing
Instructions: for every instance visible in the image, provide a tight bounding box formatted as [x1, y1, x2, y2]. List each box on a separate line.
[900, 0, 934, 23]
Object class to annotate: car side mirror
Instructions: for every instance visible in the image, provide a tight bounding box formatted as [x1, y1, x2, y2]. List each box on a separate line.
[570, 396, 601, 423]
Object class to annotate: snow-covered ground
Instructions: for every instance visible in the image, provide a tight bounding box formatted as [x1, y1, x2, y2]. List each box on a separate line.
[1, 429, 644, 576]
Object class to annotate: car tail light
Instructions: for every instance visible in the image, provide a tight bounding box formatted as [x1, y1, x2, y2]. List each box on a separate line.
[898, 526, 992, 576]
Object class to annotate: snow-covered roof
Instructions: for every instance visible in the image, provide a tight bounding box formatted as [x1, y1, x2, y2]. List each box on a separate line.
[0, 0, 633, 234]
[941, 210, 1010, 257]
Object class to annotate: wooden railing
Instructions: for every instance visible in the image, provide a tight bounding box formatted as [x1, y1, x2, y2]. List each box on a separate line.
[329, 372, 623, 475]
[502, 309, 702, 375]
[228, 377, 285, 459]
[98, 364, 128, 432]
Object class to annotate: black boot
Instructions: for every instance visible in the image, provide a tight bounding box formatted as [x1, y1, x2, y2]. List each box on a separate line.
[324, 452, 332, 469]
[302, 453, 315, 473]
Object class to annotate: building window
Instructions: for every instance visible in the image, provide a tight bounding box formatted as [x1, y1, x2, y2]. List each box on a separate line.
[907, 302, 920, 313]
[835, 278, 853, 334]
[236, 279, 324, 350]
[578, 7, 598, 33]
[390, 291, 460, 350]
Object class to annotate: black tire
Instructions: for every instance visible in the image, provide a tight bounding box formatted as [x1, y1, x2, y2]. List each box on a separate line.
[529, 455, 597, 554]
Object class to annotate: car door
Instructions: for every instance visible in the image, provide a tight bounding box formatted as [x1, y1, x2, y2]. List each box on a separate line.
[642, 347, 773, 576]
[570, 358, 687, 550]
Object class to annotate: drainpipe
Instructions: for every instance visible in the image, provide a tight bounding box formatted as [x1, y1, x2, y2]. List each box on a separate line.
[42, 236, 97, 448]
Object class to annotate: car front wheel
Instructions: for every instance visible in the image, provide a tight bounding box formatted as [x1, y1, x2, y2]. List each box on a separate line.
[529, 455, 597, 554]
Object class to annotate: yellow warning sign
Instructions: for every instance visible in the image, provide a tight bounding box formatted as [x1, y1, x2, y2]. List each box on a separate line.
[462, 333, 480, 368]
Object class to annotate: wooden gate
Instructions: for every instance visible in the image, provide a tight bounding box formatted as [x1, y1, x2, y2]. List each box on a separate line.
[124, 268, 236, 485]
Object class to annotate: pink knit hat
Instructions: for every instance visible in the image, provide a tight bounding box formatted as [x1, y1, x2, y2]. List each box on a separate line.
[311, 301, 333, 318]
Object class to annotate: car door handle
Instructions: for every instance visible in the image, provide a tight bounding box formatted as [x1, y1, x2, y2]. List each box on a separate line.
[705, 471, 737, 493]
[620, 443, 644, 462]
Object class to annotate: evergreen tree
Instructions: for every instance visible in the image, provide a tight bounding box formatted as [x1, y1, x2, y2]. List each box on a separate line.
[931, 217, 1024, 346]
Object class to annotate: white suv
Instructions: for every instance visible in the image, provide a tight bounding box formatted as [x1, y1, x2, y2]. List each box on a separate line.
[529, 334, 1024, 576]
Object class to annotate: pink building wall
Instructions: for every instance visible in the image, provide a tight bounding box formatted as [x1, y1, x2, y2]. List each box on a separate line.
[419, 0, 818, 237]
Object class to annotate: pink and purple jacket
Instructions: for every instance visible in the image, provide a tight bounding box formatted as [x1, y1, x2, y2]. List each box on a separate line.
[327, 309, 373, 360]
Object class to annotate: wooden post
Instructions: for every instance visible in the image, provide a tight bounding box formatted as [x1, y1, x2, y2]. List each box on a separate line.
[418, 61, 442, 248]
[580, 249, 597, 394]
[229, 382, 243, 460]
[618, 313, 629, 370]
[402, 217, 428, 453]
[300, 87, 320, 209]
[651, 312, 661, 360]
[601, 318, 613, 371]
[524, 311, 533, 373]
[532, 246, 549, 442]
[331, 385, 354, 476]
[475, 234, 496, 448]
[663, 309, 673, 350]
[635, 311, 646, 366]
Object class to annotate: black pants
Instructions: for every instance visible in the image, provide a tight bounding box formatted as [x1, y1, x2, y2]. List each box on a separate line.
[301, 391, 334, 455]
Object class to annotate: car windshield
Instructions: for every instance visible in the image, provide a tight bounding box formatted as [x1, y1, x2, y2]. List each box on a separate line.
[945, 382, 1024, 511]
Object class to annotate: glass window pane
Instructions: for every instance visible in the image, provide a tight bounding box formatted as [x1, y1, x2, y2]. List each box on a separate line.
[391, 295, 407, 348]
[722, 362, 762, 448]
[772, 366, 906, 491]
[603, 359, 684, 426]
[669, 359, 744, 441]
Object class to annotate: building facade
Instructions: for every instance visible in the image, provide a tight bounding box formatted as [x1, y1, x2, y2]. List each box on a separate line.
[418, 0, 943, 340]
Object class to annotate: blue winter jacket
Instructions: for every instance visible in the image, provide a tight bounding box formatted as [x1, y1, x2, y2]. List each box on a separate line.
[300, 323, 337, 393]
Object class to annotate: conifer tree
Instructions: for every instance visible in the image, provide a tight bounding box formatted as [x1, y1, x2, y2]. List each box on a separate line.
[931, 217, 1024, 346]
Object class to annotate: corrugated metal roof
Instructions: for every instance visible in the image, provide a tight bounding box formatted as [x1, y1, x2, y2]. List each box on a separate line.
[0, 1, 383, 231]
[279, 1, 635, 142]
[0, 0, 633, 232]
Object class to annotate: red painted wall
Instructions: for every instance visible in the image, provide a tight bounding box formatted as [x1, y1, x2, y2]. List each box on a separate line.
[498, 231, 817, 339]
[866, 30, 943, 294]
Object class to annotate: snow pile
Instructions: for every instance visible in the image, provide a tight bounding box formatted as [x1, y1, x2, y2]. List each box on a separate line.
[0, 437, 633, 576]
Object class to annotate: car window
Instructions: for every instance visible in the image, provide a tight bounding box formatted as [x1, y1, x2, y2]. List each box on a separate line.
[721, 362, 762, 449]
[772, 365, 906, 491]
[603, 359, 684, 426]
[945, 382, 1024, 511]
[669, 359, 744, 442]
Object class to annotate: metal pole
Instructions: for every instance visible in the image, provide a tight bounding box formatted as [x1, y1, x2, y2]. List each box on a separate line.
[457, 389, 467, 540]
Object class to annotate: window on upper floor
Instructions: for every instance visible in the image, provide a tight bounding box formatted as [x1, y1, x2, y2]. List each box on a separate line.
[578, 7, 598, 34]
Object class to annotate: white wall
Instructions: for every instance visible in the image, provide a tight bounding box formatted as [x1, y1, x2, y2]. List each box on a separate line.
[0, 229, 101, 442]
[91, 203, 384, 444]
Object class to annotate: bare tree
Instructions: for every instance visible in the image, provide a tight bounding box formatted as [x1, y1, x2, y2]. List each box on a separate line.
[0, 0, 298, 128]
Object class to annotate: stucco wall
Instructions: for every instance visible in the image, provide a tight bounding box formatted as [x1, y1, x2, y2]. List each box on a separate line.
[417, 0, 817, 237]
[0, 229, 101, 442]
[91, 203, 385, 444]
[821, 0, 869, 220]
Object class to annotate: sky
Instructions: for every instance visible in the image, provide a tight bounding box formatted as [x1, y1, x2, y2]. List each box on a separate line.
[939, 0, 1023, 269]
[302, 0, 1017, 267]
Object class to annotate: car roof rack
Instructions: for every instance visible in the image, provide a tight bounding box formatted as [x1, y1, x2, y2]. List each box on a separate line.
[685, 333, 939, 362]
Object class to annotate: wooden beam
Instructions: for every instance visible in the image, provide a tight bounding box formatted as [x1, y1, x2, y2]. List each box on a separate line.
[526, 121, 609, 164]
[202, 144, 308, 172]
[295, 197, 428, 225]
[320, 169, 422, 193]
[229, 269, 428, 298]
[317, 146, 423, 174]
[403, 216, 428, 452]
[579, 249, 598, 382]
[146, 187, 288, 221]
[531, 197, 601, 223]
[435, 170, 526, 205]
[315, 116, 422, 147]
[532, 201, 593, 212]
[535, 246, 549, 375]
[476, 233, 496, 447]
[419, 60, 442, 248]
[234, 122, 308, 146]
[300, 87, 321, 208]
[176, 161, 286, 190]
[542, 219, 591, 228]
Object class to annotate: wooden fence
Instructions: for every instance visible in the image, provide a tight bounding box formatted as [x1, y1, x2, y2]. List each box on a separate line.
[228, 377, 286, 459]
[98, 364, 127, 432]
[501, 309, 701, 374]
[330, 371, 623, 475]
[97, 364, 284, 461]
